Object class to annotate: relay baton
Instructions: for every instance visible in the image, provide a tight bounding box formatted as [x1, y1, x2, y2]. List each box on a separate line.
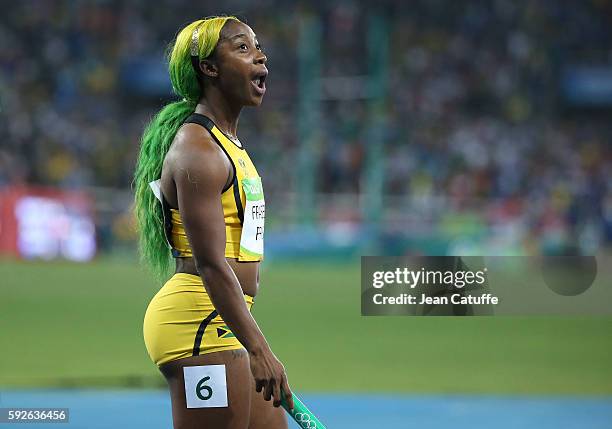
[281, 390, 327, 429]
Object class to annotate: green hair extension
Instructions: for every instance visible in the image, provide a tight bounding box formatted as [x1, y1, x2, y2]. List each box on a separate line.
[134, 16, 240, 279]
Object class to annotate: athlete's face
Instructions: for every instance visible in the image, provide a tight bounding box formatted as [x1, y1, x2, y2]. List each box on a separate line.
[210, 21, 268, 106]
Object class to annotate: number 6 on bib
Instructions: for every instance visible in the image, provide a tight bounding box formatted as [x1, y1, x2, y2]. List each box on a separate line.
[183, 365, 228, 408]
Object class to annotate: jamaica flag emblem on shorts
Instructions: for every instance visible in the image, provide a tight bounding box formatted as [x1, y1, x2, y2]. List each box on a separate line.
[217, 325, 236, 339]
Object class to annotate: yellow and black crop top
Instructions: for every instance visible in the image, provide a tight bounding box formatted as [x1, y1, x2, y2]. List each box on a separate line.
[160, 113, 265, 262]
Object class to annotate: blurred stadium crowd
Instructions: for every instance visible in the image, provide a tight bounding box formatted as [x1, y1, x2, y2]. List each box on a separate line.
[0, 0, 610, 254]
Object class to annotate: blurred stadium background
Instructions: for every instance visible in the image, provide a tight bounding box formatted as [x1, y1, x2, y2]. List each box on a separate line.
[1, 0, 611, 428]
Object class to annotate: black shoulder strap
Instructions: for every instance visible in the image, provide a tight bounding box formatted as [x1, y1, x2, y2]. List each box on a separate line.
[185, 113, 214, 131]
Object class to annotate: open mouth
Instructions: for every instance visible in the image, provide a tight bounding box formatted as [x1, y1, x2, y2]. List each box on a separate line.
[251, 71, 267, 94]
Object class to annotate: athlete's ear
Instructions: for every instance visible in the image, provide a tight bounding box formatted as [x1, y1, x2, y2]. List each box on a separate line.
[200, 60, 219, 78]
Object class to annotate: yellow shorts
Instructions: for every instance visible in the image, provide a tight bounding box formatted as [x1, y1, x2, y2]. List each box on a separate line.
[143, 273, 253, 367]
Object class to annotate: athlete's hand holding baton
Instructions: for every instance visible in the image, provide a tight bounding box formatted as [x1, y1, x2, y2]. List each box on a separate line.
[249, 344, 293, 408]
[249, 345, 327, 428]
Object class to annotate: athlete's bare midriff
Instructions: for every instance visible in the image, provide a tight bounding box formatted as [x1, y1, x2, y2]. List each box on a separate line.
[175, 257, 259, 298]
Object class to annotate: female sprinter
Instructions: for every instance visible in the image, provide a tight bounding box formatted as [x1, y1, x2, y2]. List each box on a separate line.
[134, 16, 293, 429]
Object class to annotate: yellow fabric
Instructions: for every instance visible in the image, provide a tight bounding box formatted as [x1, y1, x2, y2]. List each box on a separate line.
[169, 124, 263, 261]
[143, 273, 254, 366]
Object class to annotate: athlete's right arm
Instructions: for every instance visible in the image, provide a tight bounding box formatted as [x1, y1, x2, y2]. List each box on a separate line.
[171, 126, 293, 409]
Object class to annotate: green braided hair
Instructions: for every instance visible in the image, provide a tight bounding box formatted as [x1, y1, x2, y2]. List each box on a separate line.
[134, 16, 240, 279]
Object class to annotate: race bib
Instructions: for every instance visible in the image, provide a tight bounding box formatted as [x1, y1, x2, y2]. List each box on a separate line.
[183, 365, 228, 408]
[239, 177, 265, 259]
